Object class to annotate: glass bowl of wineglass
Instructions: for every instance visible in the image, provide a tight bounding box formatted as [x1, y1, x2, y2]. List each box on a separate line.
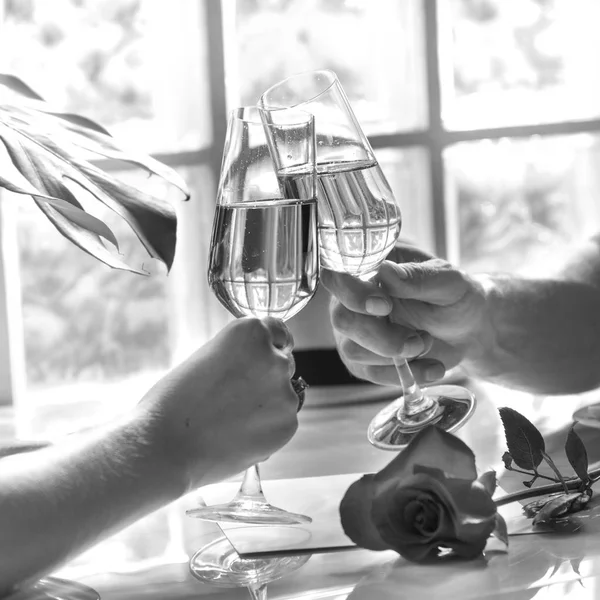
[260, 70, 476, 450]
[186, 106, 319, 523]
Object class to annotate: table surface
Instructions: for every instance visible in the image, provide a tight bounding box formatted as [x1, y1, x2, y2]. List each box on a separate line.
[10, 378, 600, 600]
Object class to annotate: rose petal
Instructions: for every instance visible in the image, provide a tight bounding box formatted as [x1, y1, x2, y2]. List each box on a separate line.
[438, 478, 497, 554]
[441, 536, 488, 559]
[442, 478, 497, 522]
[477, 470, 497, 496]
[339, 475, 391, 551]
[372, 474, 457, 561]
[374, 426, 478, 490]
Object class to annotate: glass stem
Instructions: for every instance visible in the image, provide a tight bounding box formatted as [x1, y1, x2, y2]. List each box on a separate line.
[247, 583, 268, 600]
[238, 464, 265, 500]
[393, 357, 435, 417]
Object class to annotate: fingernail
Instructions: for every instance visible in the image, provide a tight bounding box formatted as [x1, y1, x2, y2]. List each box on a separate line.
[424, 364, 445, 383]
[366, 296, 391, 316]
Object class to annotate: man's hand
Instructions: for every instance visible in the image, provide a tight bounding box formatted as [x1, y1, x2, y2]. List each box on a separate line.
[322, 250, 491, 387]
[137, 316, 300, 490]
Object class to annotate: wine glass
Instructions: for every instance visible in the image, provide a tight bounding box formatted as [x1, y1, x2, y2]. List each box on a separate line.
[186, 106, 318, 523]
[189, 526, 311, 600]
[260, 70, 476, 450]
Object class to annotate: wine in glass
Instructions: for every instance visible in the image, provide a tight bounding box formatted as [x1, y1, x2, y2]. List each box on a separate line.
[260, 70, 476, 450]
[189, 526, 311, 600]
[186, 106, 318, 523]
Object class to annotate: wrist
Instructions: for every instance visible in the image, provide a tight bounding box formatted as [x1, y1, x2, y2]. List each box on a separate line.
[460, 273, 502, 380]
[107, 408, 189, 501]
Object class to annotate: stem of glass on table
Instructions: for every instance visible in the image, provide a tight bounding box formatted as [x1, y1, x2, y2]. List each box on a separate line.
[247, 583, 268, 600]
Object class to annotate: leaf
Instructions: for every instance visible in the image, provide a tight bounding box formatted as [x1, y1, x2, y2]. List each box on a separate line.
[0, 73, 44, 100]
[43, 110, 113, 136]
[34, 198, 143, 274]
[532, 492, 583, 525]
[0, 129, 124, 256]
[523, 493, 560, 518]
[5, 103, 189, 197]
[498, 407, 545, 470]
[0, 85, 188, 272]
[565, 426, 589, 482]
[502, 452, 513, 469]
[0, 120, 178, 271]
[43, 197, 119, 249]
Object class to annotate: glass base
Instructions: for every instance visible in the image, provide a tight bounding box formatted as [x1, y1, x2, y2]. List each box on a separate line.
[186, 497, 312, 525]
[189, 528, 311, 588]
[367, 384, 476, 450]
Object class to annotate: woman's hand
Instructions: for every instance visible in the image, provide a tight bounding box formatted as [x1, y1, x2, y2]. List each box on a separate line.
[137, 316, 300, 490]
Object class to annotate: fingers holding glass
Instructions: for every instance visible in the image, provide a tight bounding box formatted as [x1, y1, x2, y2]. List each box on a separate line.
[262, 316, 295, 352]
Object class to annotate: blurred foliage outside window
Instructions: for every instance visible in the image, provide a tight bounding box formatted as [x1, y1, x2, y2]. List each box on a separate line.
[1, 0, 600, 424]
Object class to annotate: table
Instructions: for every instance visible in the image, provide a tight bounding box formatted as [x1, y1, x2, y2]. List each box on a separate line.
[12, 379, 600, 599]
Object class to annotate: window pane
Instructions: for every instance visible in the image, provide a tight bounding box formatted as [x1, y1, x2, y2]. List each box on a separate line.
[12, 164, 209, 439]
[226, 0, 428, 135]
[445, 134, 600, 274]
[0, 0, 211, 153]
[441, 0, 600, 129]
[378, 147, 434, 254]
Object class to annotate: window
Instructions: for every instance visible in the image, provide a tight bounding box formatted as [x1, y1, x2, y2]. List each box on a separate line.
[1, 0, 599, 440]
[2, 0, 598, 576]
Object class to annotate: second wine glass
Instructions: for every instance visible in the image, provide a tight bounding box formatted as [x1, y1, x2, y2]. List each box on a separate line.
[260, 70, 476, 451]
[186, 106, 319, 524]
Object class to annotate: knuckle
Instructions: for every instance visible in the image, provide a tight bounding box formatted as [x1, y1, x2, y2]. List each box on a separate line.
[330, 305, 354, 333]
[340, 338, 361, 361]
[238, 316, 267, 339]
[383, 331, 409, 356]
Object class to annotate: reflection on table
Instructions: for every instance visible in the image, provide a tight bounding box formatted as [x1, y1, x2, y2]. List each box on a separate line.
[8, 378, 600, 599]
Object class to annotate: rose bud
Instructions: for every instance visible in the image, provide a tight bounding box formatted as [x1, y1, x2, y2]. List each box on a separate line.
[339, 426, 501, 562]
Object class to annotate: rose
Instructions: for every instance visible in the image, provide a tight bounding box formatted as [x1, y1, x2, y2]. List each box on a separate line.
[339, 426, 505, 562]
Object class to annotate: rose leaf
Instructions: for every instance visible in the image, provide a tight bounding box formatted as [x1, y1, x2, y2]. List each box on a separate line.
[565, 426, 589, 482]
[498, 407, 545, 470]
[532, 492, 583, 525]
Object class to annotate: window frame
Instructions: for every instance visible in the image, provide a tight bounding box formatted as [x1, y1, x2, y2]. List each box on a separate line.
[2, 0, 600, 407]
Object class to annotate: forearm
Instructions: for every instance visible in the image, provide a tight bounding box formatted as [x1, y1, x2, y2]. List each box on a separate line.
[464, 274, 600, 394]
[0, 412, 185, 594]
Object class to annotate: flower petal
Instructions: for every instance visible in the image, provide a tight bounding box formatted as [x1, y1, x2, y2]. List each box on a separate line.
[371, 474, 458, 562]
[339, 475, 391, 551]
[443, 478, 497, 522]
[374, 426, 478, 490]
[477, 470, 497, 496]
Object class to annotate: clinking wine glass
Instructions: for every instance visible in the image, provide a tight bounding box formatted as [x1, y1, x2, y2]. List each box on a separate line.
[186, 106, 318, 523]
[260, 70, 476, 450]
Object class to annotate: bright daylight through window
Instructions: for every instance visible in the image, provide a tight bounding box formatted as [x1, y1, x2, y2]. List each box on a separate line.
[1, 0, 600, 444]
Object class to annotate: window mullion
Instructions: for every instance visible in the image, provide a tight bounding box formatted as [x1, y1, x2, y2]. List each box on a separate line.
[424, 0, 447, 259]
